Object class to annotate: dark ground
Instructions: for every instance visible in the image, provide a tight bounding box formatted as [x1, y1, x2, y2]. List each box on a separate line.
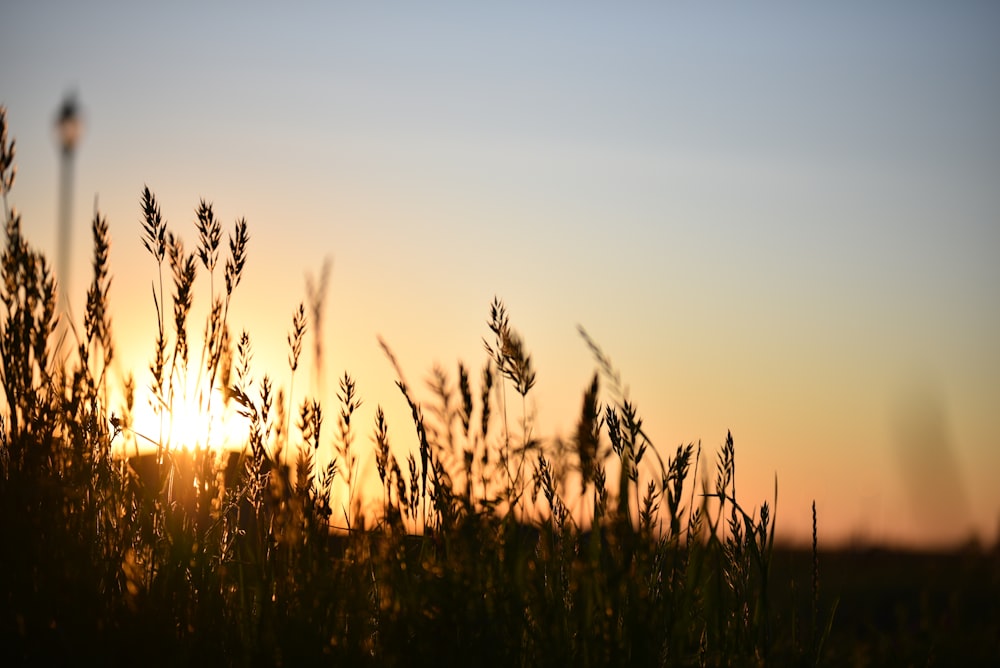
[770, 545, 1000, 666]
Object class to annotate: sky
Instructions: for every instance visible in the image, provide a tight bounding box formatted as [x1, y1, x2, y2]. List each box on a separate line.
[2, 2, 999, 547]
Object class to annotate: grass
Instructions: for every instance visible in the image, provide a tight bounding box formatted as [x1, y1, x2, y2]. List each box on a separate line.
[0, 104, 873, 666]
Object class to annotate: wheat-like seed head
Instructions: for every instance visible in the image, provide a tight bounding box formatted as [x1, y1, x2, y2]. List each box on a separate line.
[194, 199, 221, 273]
[140, 187, 166, 264]
[224, 217, 248, 297]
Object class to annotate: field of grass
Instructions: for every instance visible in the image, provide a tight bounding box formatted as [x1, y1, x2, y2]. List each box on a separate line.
[1, 107, 996, 666]
[781, 546, 1000, 665]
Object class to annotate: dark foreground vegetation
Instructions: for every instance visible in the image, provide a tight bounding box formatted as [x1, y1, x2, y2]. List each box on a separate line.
[1, 108, 996, 666]
[774, 546, 1000, 666]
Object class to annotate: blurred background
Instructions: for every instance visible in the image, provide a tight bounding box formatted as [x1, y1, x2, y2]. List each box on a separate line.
[2, 1, 998, 547]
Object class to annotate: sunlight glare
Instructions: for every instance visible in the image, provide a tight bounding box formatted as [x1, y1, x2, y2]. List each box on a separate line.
[129, 385, 251, 453]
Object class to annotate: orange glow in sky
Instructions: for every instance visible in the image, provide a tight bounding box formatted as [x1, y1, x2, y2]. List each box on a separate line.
[3, 3, 999, 548]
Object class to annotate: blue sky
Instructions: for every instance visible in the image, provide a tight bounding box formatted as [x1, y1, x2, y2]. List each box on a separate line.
[3, 2, 999, 545]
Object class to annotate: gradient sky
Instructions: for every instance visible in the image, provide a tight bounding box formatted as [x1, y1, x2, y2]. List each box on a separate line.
[3, 2, 999, 547]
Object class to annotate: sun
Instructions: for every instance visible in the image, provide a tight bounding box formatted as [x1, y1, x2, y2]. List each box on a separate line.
[124, 384, 252, 454]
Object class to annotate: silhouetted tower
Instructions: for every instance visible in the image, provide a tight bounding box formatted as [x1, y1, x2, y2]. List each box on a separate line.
[55, 92, 82, 321]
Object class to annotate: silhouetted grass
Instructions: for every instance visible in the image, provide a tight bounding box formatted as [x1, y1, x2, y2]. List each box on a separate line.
[12, 104, 993, 667]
